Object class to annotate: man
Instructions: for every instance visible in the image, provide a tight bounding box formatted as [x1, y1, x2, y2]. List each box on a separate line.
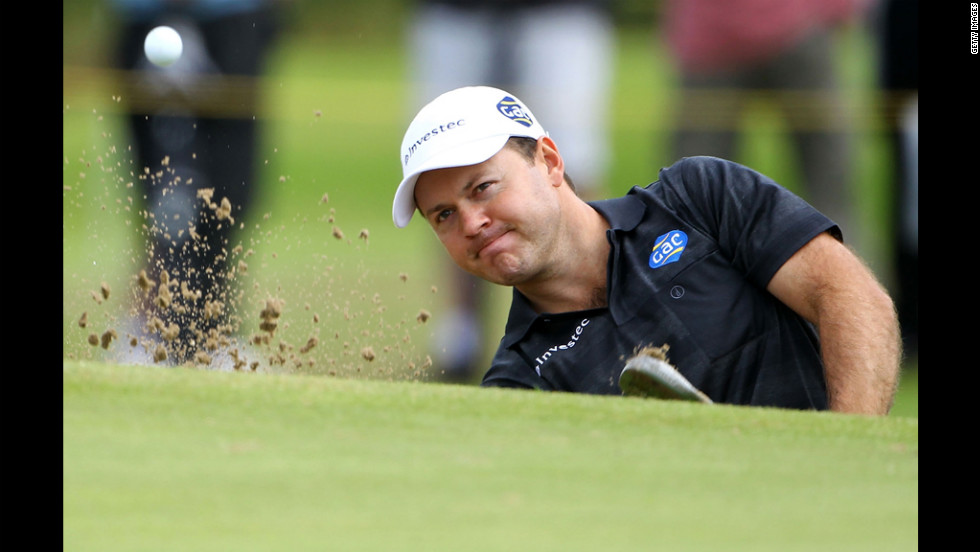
[393, 86, 901, 415]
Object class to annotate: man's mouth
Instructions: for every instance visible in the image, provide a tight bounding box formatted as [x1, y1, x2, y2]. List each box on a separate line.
[470, 227, 509, 259]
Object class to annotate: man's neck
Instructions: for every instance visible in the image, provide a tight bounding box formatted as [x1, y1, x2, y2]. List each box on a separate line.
[517, 203, 611, 314]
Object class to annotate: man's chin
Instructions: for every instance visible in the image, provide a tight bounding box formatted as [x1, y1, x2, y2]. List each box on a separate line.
[463, 248, 530, 286]
[481, 263, 530, 287]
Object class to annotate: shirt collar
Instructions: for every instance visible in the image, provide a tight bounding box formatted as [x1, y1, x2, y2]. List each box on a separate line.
[589, 189, 647, 233]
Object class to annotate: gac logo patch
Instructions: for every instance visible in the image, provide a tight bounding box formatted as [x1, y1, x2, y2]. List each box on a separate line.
[497, 96, 533, 127]
[649, 230, 687, 269]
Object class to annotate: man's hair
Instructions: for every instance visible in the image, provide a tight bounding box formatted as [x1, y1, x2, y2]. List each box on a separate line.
[504, 136, 577, 193]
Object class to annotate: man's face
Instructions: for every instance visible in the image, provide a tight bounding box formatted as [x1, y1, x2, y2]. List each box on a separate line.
[413, 143, 564, 286]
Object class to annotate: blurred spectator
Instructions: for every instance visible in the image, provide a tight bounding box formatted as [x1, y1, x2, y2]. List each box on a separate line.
[875, 0, 917, 356]
[406, 0, 615, 382]
[661, 0, 873, 251]
[110, 0, 283, 366]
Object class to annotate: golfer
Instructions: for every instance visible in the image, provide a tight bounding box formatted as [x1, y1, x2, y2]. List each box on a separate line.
[393, 86, 901, 415]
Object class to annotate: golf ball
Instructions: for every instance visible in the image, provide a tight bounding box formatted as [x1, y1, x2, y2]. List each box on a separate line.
[144, 26, 183, 67]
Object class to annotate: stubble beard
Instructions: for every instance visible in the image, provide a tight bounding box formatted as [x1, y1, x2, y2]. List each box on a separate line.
[461, 226, 536, 287]
[467, 239, 529, 287]
[484, 251, 530, 286]
[481, 221, 561, 288]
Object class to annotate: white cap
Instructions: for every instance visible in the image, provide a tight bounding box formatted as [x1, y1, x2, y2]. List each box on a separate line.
[393, 86, 548, 228]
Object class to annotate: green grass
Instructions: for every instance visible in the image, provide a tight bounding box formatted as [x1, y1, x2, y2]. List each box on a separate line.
[64, 360, 917, 552]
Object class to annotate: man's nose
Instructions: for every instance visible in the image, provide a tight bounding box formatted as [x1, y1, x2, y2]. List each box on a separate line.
[459, 202, 489, 236]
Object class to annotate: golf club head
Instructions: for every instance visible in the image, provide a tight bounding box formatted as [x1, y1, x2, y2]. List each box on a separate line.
[619, 354, 713, 403]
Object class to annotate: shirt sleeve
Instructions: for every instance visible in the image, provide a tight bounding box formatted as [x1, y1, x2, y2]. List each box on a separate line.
[481, 344, 546, 390]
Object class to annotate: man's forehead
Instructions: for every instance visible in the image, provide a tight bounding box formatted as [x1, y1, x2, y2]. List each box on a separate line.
[418, 147, 519, 187]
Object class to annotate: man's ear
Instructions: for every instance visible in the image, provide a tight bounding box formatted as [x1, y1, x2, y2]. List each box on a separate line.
[537, 136, 565, 188]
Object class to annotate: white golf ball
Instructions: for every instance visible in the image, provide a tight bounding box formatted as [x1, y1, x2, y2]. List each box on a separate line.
[144, 26, 183, 67]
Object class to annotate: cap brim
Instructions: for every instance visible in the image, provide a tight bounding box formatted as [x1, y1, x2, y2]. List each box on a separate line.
[392, 134, 512, 228]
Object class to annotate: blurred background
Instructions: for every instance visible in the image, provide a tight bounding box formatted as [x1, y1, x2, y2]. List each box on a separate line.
[64, 0, 918, 382]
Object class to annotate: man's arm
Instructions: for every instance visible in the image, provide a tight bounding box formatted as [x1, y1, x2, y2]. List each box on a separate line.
[766, 232, 902, 415]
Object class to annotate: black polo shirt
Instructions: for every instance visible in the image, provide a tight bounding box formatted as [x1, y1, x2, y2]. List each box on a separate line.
[481, 156, 840, 410]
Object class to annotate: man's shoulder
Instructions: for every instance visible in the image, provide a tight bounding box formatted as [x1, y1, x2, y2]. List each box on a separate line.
[650, 156, 786, 205]
[658, 155, 754, 181]
[625, 156, 738, 205]
[589, 158, 729, 232]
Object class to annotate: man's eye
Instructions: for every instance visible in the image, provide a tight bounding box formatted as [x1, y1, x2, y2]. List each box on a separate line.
[435, 209, 453, 223]
[475, 182, 491, 193]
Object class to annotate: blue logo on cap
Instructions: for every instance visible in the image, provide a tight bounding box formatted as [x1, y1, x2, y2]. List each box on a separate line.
[649, 230, 687, 269]
[497, 97, 533, 127]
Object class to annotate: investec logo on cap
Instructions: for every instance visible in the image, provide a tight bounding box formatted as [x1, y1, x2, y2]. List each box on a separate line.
[403, 119, 466, 166]
[496, 96, 533, 127]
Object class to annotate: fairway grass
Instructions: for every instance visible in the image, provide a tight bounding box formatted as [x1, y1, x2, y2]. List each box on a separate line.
[64, 361, 917, 552]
